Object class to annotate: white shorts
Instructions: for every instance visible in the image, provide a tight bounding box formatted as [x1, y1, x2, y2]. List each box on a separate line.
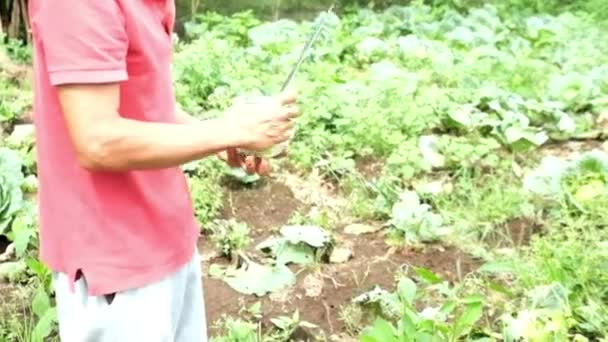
[52, 250, 207, 342]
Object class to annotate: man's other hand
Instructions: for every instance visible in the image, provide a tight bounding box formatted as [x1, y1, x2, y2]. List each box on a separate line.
[217, 149, 271, 175]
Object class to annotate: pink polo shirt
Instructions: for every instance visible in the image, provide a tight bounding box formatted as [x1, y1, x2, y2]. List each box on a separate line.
[28, 0, 200, 296]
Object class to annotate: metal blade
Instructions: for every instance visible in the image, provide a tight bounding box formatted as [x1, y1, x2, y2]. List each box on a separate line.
[280, 5, 334, 92]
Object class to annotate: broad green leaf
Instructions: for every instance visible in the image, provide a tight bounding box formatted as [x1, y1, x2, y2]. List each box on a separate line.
[360, 318, 398, 342]
[526, 16, 559, 40]
[32, 286, 51, 318]
[503, 126, 548, 147]
[369, 60, 404, 82]
[356, 37, 389, 59]
[280, 225, 330, 248]
[446, 27, 475, 45]
[523, 156, 568, 197]
[31, 307, 57, 342]
[401, 309, 418, 339]
[440, 300, 457, 315]
[488, 281, 514, 297]
[420, 307, 447, 322]
[414, 267, 443, 284]
[25, 257, 49, 280]
[257, 236, 318, 265]
[223, 261, 295, 296]
[11, 216, 35, 257]
[548, 72, 594, 108]
[397, 35, 428, 58]
[248, 19, 299, 47]
[0, 147, 25, 233]
[415, 332, 440, 342]
[452, 302, 483, 339]
[225, 167, 260, 184]
[557, 114, 575, 133]
[462, 294, 484, 304]
[528, 282, 569, 310]
[397, 277, 417, 306]
[447, 107, 472, 128]
[275, 242, 315, 265]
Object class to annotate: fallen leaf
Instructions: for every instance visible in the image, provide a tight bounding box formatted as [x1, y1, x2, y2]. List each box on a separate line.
[330, 247, 353, 263]
[344, 223, 380, 235]
[223, 261, 296, 296]
[257, 237, 316, 265]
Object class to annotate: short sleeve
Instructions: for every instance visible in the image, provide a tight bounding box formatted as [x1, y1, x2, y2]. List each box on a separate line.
[37, 0, 129, 86]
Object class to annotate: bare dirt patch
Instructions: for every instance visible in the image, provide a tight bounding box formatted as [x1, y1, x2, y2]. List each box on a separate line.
[541, 140, 605, 159]
[0, 281, 31, 317]
[484, 218, 543, 248]
[198, 173, 481, 338]
[200, 231, 482, 338]
[220, 178, 305, 233]
[356, 157, 384, 180]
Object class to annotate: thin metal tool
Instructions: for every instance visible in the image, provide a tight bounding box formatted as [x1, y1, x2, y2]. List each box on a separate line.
[280, 4, 334, 92]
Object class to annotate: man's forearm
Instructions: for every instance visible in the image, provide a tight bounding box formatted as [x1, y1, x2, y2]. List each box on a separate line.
[175, 106, 202, 125]
[81, 116, 244, 172]
[174, 106, 232, 161]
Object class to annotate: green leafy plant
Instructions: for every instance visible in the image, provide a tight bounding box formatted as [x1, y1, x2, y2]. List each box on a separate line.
[209, 259, 296, 297]
[0, 148, 25, 235]
[210, 219, 252, 259]
[184, 158, 225, 229]
[358, 275, 485, 341]
[256, 225, 333, 265]
[211, 316, 259, 342]
[524, 149, 608, 219]
[388, 191, 450, 245]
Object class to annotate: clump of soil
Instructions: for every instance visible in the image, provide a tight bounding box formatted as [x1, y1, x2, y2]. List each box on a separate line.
[485, 218, 542, 248]
[220, 178, 305, 231]
[541, 140, 604, 159]
[356, 157, 384, 180]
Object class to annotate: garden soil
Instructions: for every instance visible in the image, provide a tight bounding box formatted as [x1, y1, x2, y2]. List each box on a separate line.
[199, 178, 482, 338]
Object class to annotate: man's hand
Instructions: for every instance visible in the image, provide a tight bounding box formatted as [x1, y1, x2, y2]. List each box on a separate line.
[226, 90, 299, 152]
[175, 106, 274, 176]
[217, 149, 271, 175]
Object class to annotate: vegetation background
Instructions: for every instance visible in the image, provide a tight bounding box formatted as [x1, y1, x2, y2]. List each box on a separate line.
[1, 0, 607, 341]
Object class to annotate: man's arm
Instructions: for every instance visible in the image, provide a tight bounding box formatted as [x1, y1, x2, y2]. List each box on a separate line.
[175, 106, 203, 126]
[58, 83, 247, 172]
[174, 106, 237, 164]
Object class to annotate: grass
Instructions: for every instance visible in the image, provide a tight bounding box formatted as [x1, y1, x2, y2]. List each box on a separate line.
[434, 162, 535, 245]
[0, 285, 59, 342]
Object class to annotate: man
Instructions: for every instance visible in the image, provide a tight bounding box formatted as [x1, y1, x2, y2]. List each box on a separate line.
[28, 0, 298, 341]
